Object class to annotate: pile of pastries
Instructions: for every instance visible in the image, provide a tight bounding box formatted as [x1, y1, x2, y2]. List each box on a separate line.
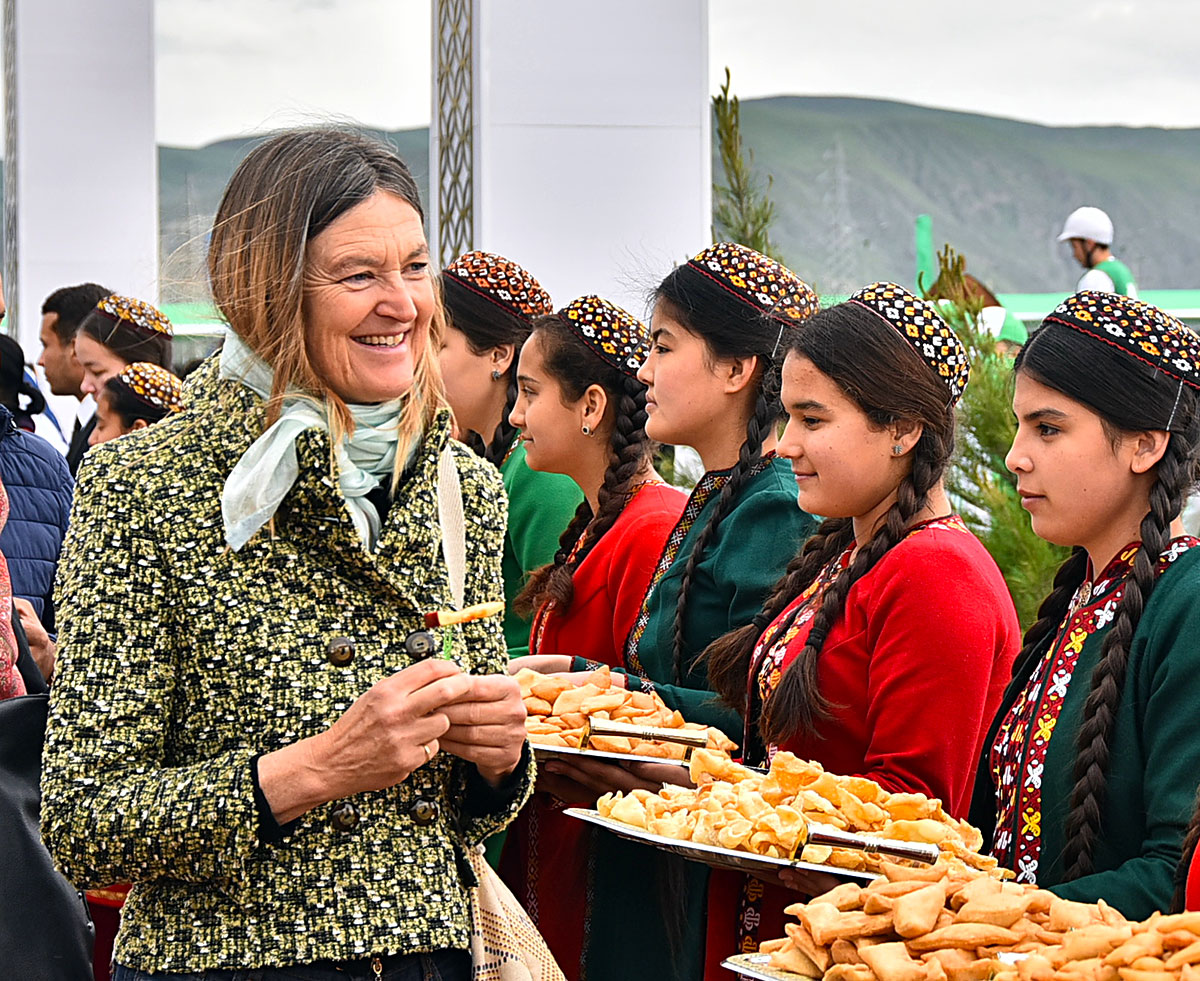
[759, 862, 1200, 981]
[516, 665, 736, 758]
[597, 749, 999, 873]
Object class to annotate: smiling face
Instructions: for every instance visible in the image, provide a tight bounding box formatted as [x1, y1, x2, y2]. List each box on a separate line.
[776, 351, 910, 526]
[508, 331, 592, 475]
[303, 190, 434, 405]
[1006, 371, 1160, 564]
[638, 306, 736, 450]
[74, 332, 129, 397]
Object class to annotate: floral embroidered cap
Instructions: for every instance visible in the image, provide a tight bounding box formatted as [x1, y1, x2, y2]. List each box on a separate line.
[443, 250, 553, 322]
[1042, 291, 1200, 390]
[849, 282, 971, 405]
[95, 294, 174, 337]
[687, 242, 819, 325]
[559, 294, 649, 377]
[113, 362, 184, 413]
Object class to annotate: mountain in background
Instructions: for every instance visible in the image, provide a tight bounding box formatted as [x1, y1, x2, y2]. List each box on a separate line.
[157, 97, 1200, 301]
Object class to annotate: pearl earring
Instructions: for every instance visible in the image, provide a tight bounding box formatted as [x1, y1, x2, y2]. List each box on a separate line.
[581, 425, 593, 436]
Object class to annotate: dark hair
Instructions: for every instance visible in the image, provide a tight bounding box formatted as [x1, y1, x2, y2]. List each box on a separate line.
[706, 301, 959, 745]
[513, 314, 654, 617]
[653, 263, 794, 684]
[441, 273, 531, 466]
[1013, 322, 1200, 882]
[0, 334, 47, 416]
[41, 283, 112, 342]
[101, 376, 173, 430]
[78, 308, 173, 368]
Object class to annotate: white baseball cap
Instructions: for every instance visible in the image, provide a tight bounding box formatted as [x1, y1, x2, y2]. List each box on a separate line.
[1058, 206, 1114, 245]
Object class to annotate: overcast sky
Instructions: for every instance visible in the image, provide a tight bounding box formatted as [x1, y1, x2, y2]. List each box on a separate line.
[150, 0, 1200, 147]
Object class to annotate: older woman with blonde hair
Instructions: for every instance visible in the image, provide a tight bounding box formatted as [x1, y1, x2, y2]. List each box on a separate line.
[41, 128, 532, 981]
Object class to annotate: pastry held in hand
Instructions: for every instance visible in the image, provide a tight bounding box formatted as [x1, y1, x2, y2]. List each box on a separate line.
[423, 601, 504, 628]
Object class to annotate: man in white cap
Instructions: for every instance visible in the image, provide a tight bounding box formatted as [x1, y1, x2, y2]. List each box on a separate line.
[1057, 206, 1138, 297]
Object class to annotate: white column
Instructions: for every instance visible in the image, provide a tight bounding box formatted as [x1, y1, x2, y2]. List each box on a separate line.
[3, 0, 158, 360]
[441, 0, 710, 319]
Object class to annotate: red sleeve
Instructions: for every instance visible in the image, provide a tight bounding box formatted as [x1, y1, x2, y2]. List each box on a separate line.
[852, 532, 1019, 815]
[603, 487, 686, 665]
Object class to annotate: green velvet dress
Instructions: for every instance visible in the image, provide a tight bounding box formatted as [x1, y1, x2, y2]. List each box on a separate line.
[972, 537, 1200, 919]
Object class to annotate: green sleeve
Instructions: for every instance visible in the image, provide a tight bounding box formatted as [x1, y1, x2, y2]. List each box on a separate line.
[1049, 578, 1200, 919]
[501, 452, 583, 655]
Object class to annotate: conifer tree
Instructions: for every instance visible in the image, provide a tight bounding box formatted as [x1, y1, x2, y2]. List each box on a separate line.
[712, 68, 779, 258]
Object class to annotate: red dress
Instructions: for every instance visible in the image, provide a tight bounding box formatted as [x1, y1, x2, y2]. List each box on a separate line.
[704, 517, 1020, 977]
[502, 481, 686, 981]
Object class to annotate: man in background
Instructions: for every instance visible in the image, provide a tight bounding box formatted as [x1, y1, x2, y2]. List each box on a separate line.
[1057, 206, 1138, 297]
[38, 282, 110, 474]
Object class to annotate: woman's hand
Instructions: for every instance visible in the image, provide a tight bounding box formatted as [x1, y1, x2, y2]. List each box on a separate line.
[507, 654, 571, 675]
[258, 659, 473, 823]
[439, 674, 527, 786]
[540, 757, 690, 800]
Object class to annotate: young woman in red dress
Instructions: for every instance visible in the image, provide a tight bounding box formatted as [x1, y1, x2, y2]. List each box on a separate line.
[499, 295, 685, 979]
[701, 283, 1021, 975]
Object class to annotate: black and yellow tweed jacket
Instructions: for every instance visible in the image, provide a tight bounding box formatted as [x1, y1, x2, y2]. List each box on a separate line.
[41, 357, 534, 972]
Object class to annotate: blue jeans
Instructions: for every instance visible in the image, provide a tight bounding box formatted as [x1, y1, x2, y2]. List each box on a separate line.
[112, 949, 471, 981]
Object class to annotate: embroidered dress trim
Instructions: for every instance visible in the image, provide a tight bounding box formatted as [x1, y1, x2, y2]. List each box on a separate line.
[623, 455, 773, 676]
[989, 536, 1200, 882]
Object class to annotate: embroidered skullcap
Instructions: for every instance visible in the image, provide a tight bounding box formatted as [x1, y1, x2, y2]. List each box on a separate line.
[95, 294, 174, 337]
[1042, 291, 1200, 390]
[113, 362, 184, 413]
[559, 295, 649, 377]
[443, 251, 553, 321]
[849, 282, 971, 404]
[687, 243, 819, 325]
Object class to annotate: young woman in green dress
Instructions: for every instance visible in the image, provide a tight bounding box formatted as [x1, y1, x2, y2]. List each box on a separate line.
[439, 251, 583, 655]
[971, 291, 1200, 919]
[511, 243, 821, 981]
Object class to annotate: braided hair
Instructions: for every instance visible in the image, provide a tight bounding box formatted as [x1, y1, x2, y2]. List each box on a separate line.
[652, 252, 816, 684]
[706, 301, 960, 745]
[513, 313, 654, 617]
[1012, 322, 1200, 881]
[440, 255, 551, 466]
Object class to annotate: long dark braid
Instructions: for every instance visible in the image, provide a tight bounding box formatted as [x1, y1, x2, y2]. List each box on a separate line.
[465, 370, 521, 466]
[1012, 548, 1088, 667]
[1172, 785, 1200, 911]
[762, 432, 946, 742]
[1061, 427, 1196, 879]
[669, 383, 776, 682]
[514, 318, 653, 618]
[705, 516, 852, 708]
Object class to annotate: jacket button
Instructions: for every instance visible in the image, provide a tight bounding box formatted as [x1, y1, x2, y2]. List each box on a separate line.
[326, 637, 355, 666]
[404, 631, 437, 657]
[330, 801, 360, 832]
[410, 796, 440, 826]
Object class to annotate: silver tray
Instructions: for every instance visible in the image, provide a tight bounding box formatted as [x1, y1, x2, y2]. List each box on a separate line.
[565, 807, 879, 882]
[532, 743, 691, 770]
[721, 953, 814, 980]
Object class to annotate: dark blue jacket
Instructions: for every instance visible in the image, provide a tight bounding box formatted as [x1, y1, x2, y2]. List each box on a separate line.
[0, 404, 73, 629]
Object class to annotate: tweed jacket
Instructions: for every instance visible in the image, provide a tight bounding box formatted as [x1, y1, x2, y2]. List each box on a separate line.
[40, 357, 534, 972]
